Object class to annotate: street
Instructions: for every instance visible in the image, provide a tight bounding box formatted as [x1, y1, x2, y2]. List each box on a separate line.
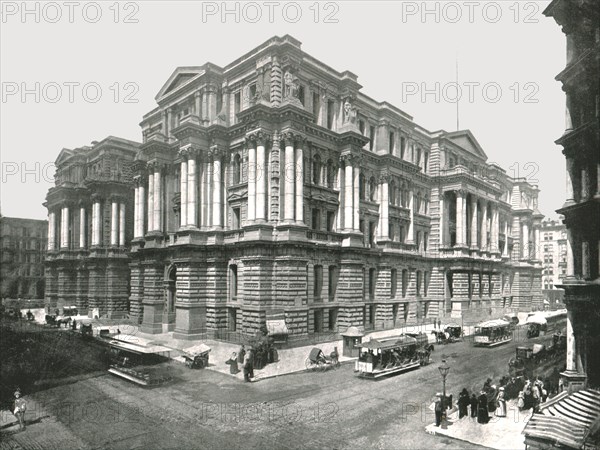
[1, 330, 557, 450]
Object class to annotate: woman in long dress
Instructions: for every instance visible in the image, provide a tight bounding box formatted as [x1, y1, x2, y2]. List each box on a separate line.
[495, 387, 507, 417]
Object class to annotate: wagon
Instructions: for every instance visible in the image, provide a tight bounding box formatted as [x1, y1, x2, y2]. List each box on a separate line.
[181, 344, 211, 369]
[305, 347, 340, 371]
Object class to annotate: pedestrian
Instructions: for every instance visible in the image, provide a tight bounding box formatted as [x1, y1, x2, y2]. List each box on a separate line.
[458, 388, 470, 419]
[495, 387, 507, 417]
[434, 394, 443, 427]
[477, 391, 489, 424]
[238, 345, 246, 365]
[13, 389, 27, 431]
[243, 350, 252, 382]
[437, 318, 441, 330]
[518, 391, 525, 411]
[470, 394, 478, 419]
[226, 352, 239, 374]
[72, 318, 77, 331]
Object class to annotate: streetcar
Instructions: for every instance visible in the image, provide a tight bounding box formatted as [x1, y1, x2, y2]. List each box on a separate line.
[525, 309, 567, 338]
[473, 319, 512, 347]
[108, 340, 173, 386]
[355, 335, 431, 379]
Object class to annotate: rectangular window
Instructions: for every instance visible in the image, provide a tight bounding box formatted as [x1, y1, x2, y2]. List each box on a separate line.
[298, 85, 305, 106]
[423, 152, 429, 173]
[314, 265, 323, 298]
[229, 265, 238, 301]
[416, 271, 422, 296]
[389, 132, 395, 154]
[359, 119, 365, 134]
[326, 211, 335, 232]
[232, 208, 241, 229]
[369, 268, 376, 298]
[369, 125, 375, 151]
[249, 83, 257, 100]
[328, 308, 337, 331]
[312, 92, 320, 119]
[234, 92, 241, 117]
[328, 266, 337, 301]
[311, 208, 320, 230]
[327, 99, 335, 130]
[424, 271, 429, 296]
[391, 269, 398, 298]
[400, 137, 406, 158]
[369, 221, 376, 247]
[402, 269, 408, 298]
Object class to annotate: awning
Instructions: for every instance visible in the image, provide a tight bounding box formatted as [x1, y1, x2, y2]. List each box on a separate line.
[183, 343, 211, 356]
[266, 319, 289, 335]
[524, 389, 600, 449]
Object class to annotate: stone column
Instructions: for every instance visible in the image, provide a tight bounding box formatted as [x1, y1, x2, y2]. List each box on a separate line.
[534, 225, 540, 260]
[344, 161, 353, 231]
[491, 205, 499, 254]
[153, 166, 162, 232]
[522, 221, 529, 259]
[295, 139, 304, 225]
[407, 188, 415, 244]
[212, 147, 223, 228]
[439, 193, 445, 247]
[92, 200, 101, 246]
[133, 185, 139, 237]
[480, 201, 488, 251]
[256, 137, 267, 222]
[60, 206, 70, 249]
[200, 158, 209, 227]
[79, 206, 86, 248]
[147, 172, 154, 232]
[565, 158, 575, 205]
[336, 165, 344, 231]
[379, 176, 389, 240]
[502, 219, 509, 257]
[582, 241, 590, 278]
[48, 211, 55, 251]
[353, 159, 360, 231]
[247, 138, 257, 224]
[566, 228, 575, 277]
[179, 153, 188, 228]
[111, 200, 119, 246]
[456, 190, 465, 247]
[139, 184, 145, 237]
[284, 136, 295, 222]
[119, 203, 126, 246]
[187, 150, 198, 227]
[470, 197, 478, 249]
[566, 308, 577, 371]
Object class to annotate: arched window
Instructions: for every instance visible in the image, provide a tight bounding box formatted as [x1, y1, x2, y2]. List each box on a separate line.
[312, 154, 321, 185]
[233, 154, 241, 184]
[326, 159, 334, 188]
[369, 177, 377, 201]
[359, 174, 366, 200]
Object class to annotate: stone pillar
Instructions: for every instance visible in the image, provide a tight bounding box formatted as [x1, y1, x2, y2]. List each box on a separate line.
[187, 151, 198, 227]
[256, 138, 267, 222]
[139, 184, 145, 237]
[534, 226, 541, 260]
[60, 206, 69, 249]
[566, 308, 577, 371]
[79, 206, 86, 248]
[336, 165, 343, 231]
[565, 158, 575, 206]
[480, 201, 488, 251]
[110, 200, 119, 246]
[502, 220, 509, 257]
[522, 221, 529, 259]
[248, 139, 257, 223]
[48, 211, 55, 251]
[295, 139, 304, 225]
[353, 160, 360, 231]
[284, 137, 295, 222]
[491, 205, 499, 254]
[456, 190, 465, 246]
[269, 132, 281, 222]
[212, 148, 223, 228]
[565, 92, 573, 131]
[200, 158, 209, 227]
[470, 197, 478, 249]
[567, 228, 575, 276]
[582, 241, 590, 278]
[133, 185, 139, 237]
[439, 193, 445, 247]
[407, 188, 414, 244]
[153, 167, 162, 232]
[119, 203, 126, 246]
[92, 200, 101, 246]
[147, 172, 154, 232]
[344, 161, 353, 230]
[180, 155, 188, 228]
[379, 176, 389, 240]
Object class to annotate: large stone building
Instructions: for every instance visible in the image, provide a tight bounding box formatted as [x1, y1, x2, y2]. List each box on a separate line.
[0, 216, 47, 299]
[543, 0, 600, 391]
[45, 35, 543, 340]
[541, 218, 568, 290]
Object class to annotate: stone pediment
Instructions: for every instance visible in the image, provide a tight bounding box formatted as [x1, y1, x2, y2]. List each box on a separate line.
[55, 148, 75, 165]
[444, 130, 488, 160]
[156, 67, 204, 101]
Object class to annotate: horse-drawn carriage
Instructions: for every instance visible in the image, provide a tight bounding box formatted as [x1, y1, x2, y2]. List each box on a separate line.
[45, 314, 72, 328]
[305, 347, 340, 371]
[80, 323, 93, 338]
[431, 324, 462, 344]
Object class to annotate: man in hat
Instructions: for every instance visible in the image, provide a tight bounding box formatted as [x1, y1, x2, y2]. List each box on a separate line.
[13, 389, 27, 431]
[434, 394, 443, 427]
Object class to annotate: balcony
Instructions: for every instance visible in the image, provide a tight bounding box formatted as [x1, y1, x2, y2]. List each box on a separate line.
[224, 229, 244, 243]
[306, 230, 344, 245]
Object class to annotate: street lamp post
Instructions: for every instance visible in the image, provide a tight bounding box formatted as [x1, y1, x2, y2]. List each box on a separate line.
[439, 359, 450, 429]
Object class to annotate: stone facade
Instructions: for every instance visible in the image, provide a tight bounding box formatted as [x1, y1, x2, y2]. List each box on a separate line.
[0, 216, 47, 299]
[44, 137, 139, 317]
[45, 35, 543, 339]
[544, 0, 600, 390]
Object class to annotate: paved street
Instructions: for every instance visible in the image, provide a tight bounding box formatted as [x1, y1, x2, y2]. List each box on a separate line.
[1, 330, 556, 450]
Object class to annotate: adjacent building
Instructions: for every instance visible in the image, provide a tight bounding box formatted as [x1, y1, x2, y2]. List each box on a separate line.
[0, 216, 47, 299]
[540, 218, 568, 290]
[543, 0, 600, 391]
[44, 35, 543, 339]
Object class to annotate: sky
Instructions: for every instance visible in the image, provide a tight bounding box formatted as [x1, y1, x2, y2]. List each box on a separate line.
[0, 0, 567, 220]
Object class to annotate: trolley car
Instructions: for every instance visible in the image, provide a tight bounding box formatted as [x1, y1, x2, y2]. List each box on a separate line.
[108, 340, 173, 386]
[526, 309, 567, 338]
[473, 319, 512, 347]
[355, 335, 431, 379]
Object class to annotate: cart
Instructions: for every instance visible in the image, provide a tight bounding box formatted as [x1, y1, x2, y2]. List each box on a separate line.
[182, 344, 211, 369]
[305, 347, 340, 371]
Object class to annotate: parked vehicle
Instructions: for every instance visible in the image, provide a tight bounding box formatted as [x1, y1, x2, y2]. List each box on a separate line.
[526, 310, 567, 338]
[107, 340, 172, 386]
[473, 319, 512, 347]
[305, 347, 340, 371]
[181, 344, 211, 369]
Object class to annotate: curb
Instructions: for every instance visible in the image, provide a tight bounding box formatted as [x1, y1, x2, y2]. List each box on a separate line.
[239, 359, 357, 383]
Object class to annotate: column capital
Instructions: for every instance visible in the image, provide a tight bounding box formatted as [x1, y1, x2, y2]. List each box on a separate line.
[209, 144, 224, 160]
[340, 153, 360, 166]
[378, 171, 391, 184]
[179, 144, 199, 159]
[456, 189, 467, 198]
[281, 130, 305, 147]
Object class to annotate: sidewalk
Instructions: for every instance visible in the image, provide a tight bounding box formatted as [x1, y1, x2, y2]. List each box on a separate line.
[425, 399, 533, 450]
[76, 321, 460, 382]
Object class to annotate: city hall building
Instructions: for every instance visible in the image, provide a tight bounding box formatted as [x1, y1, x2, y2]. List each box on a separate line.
[45, 35, 543, 341]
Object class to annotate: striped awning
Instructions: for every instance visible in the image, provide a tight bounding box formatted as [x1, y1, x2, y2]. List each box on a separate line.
[524, 389, 600, 449]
